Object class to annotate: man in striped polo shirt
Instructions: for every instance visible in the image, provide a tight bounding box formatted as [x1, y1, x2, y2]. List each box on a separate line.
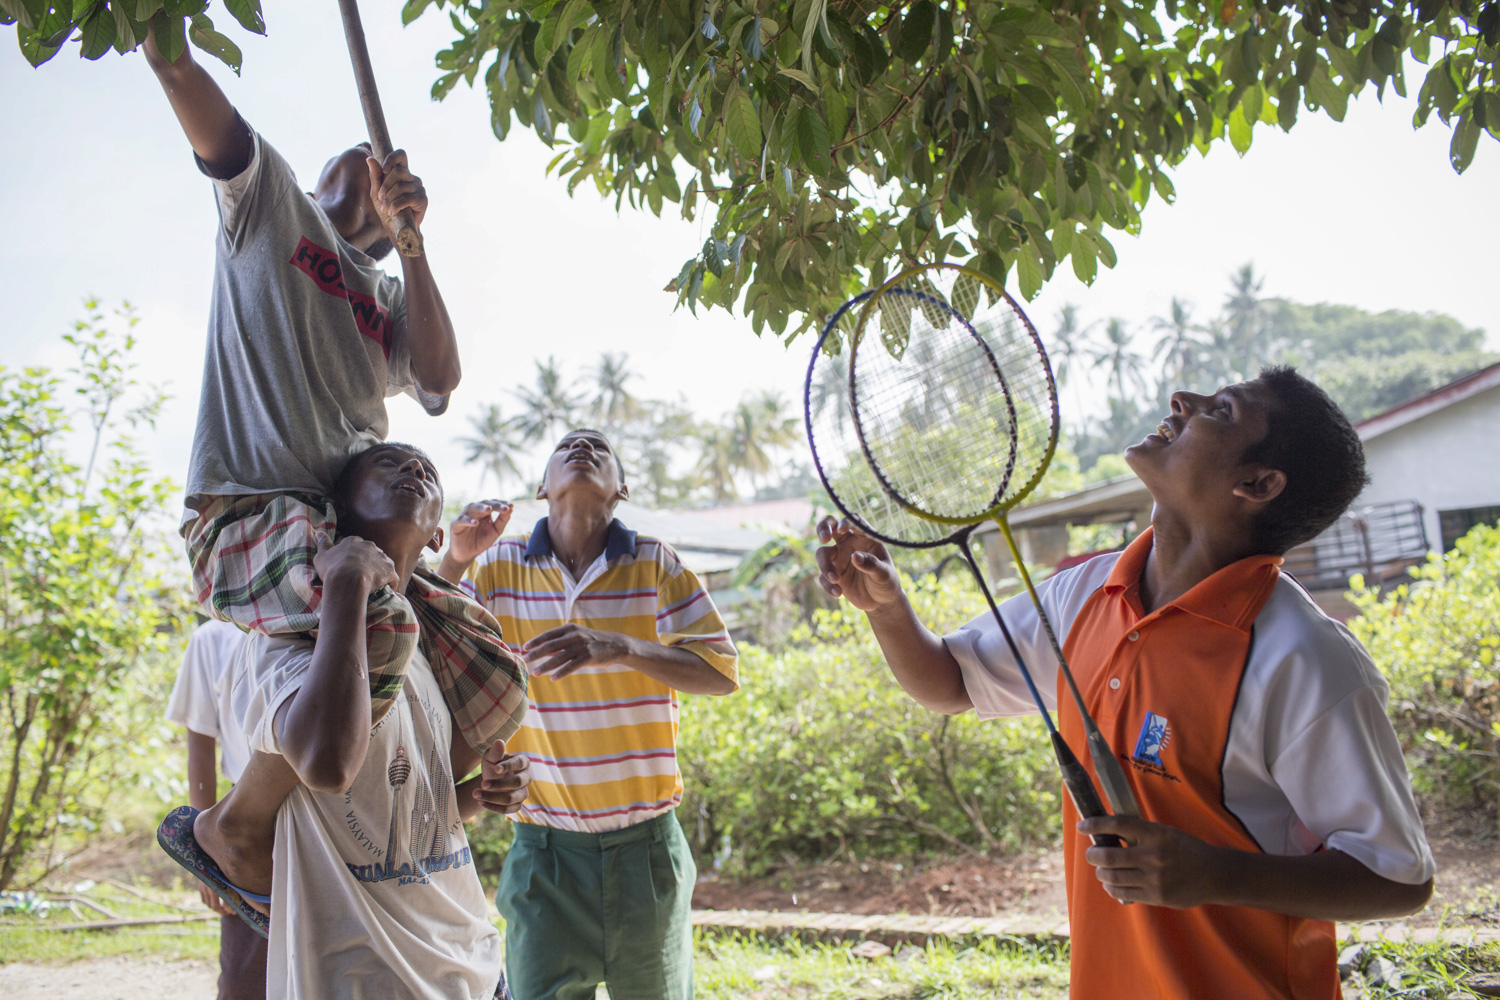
[439, 428, 738, 1000]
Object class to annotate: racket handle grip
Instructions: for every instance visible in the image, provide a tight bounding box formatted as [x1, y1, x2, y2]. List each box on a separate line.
[1050, 732, 1123, 847]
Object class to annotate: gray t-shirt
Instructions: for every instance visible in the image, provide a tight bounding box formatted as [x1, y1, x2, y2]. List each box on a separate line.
[185, 126, 446, 508]
[235, 635, 503, 1000]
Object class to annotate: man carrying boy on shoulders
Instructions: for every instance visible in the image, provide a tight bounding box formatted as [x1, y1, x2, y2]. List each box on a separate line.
[440, 428, 739, 1000]
[816, 367, 1435, 999]
[225, 442, 530, 999]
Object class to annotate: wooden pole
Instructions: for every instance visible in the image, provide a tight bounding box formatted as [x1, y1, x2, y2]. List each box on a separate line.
[336, 0, 423, 257]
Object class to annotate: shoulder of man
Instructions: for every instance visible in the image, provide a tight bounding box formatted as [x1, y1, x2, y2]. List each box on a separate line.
[1245, 575, 1389, 714]
[1038, 549, 1124, 624]
[470, 532, 543, 585]
[627, 533, 685, 573]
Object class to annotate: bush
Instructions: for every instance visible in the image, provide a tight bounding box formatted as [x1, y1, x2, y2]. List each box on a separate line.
[1348, 524, 1500, 832]
[0, 304, 186, 890]
[679, 573, 1060, 873]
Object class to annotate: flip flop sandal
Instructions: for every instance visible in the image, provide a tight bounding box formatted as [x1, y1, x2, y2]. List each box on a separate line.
[156, 805, 271, 939]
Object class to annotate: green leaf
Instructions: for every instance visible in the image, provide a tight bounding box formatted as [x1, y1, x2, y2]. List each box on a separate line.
[822, 81, 848, 144]
[1307, 65, 1348, 122]
[724, 83, 762, 161]
[778, 66, 817, 92]
[533, 92, 554, 145]
[224, 0, 264, 34]
[1240, 83, 1262, 127]
[745, 14, 763, 61]
[797, 104, 831, 176]
[1014, 243, 1043, 300]
[1484, 93, 1500, 139]
[18, 26, 64, 67]
[188, 13, 241, 73]
[687, 91, 703, 136]
[1227, 103, 1252, 154]
[150, 11, 186, 64]
[1449, 112, 1480, 173]
[951, 271, 983, 320]
[78, 5, 116, 60]
[1276, 80, 1300, 131]
[536, 0, 588, 63]
[800, 0, 826, 75]
[893, 0, 935, 63]
[109, 5, 140, 52]
[1070, 239, 1097, 285]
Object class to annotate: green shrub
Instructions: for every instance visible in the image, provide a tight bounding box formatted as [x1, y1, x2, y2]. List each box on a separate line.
[1348, 524, 1500, 831]
[0, 305, 186, 890]
[680, 573, 1060, 872]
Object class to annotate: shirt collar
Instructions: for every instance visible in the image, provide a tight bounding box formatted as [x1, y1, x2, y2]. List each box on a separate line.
[524, 516, 638, 563]
[1104, 527, 1282, 632]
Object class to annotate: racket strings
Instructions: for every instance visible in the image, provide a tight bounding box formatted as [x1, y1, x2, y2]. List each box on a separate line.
[929, 274, 1058, 511]
[852, 288, 1018, 523]
[806, 294, 955, 548]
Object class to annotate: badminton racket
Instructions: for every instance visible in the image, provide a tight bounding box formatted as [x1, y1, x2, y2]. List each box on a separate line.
[848, 262, 1139, 824]
[805, 288, 1126, 847]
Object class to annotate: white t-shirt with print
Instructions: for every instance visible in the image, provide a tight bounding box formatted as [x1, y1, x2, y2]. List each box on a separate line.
[232, 633, 502, 1000]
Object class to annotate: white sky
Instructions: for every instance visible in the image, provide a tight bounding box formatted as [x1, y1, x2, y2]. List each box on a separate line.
[1, 5, 1496, 504]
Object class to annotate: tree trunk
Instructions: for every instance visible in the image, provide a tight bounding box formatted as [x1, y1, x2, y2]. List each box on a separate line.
[0, 692, 39, 893]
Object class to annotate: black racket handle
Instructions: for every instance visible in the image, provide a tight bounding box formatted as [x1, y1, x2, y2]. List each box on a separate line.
[1051, 731, 1124, 849]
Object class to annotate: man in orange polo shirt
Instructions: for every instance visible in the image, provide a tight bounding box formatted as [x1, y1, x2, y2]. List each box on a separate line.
[815, 366, 1435, 999]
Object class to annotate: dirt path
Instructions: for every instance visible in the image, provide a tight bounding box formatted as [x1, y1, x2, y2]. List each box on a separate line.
[0, 956, 216, 999]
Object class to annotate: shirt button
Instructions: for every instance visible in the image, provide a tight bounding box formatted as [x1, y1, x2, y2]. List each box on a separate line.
[1109, 678, 1121, 690]
[1127, 630, 1140, 642]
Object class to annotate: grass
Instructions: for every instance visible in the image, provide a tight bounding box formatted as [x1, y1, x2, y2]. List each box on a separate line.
[694, 933, 1071, 999]
[0, 881, 220, 965]
[1342, 935, 1500, 999]
[2, 883, 1494, 1000]
[0, 879, 1071, 998]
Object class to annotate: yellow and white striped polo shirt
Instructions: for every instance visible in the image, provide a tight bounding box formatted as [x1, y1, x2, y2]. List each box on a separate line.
[462, 517, 738, 833]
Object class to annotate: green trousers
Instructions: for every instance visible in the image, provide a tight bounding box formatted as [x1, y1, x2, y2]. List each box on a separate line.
[497, 811, 697, 1000]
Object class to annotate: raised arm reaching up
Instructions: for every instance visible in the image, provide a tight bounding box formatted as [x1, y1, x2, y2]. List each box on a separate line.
[142, 23, 252, 179]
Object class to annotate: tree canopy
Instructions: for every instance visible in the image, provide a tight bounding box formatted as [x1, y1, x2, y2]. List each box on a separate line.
[7, 0, 1498, 338]
[414, 0, 1498, 339]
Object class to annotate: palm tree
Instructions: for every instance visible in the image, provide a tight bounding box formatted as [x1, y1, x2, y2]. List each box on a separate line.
[584, 352, 642, 430]
[729, 392, 800, 492]
[1223, 263, 1270, 374]
[510, 356, 585, 444]
[1088, 318, 1147, 404]
[1050, 304, 1097, 387]
[1150, 297, 1204, 392]
[809, 347, 851, 423]
[693, 423, 740, 503]
[456, 402, 526, 495]
[619, 399, 698, 507]
[1198, 318, 1243, 387]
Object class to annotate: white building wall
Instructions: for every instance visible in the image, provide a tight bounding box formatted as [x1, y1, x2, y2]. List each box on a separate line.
[1357, 385, 1500, 551]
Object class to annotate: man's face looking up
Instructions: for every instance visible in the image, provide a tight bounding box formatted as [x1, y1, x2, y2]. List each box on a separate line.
[1124, 379, 1281, 516]
[340, 444, 444, 545]
[539, 431, 627, 506]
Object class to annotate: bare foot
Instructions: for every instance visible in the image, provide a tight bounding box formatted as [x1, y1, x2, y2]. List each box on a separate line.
[193, 803, 274, 916]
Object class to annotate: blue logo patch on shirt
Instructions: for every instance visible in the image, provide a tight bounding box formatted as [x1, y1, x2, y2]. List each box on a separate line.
[1132, 712, 1171, 767]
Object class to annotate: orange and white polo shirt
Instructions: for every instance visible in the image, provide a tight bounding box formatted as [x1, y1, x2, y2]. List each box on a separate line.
[944, 528, 1433, 1000]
